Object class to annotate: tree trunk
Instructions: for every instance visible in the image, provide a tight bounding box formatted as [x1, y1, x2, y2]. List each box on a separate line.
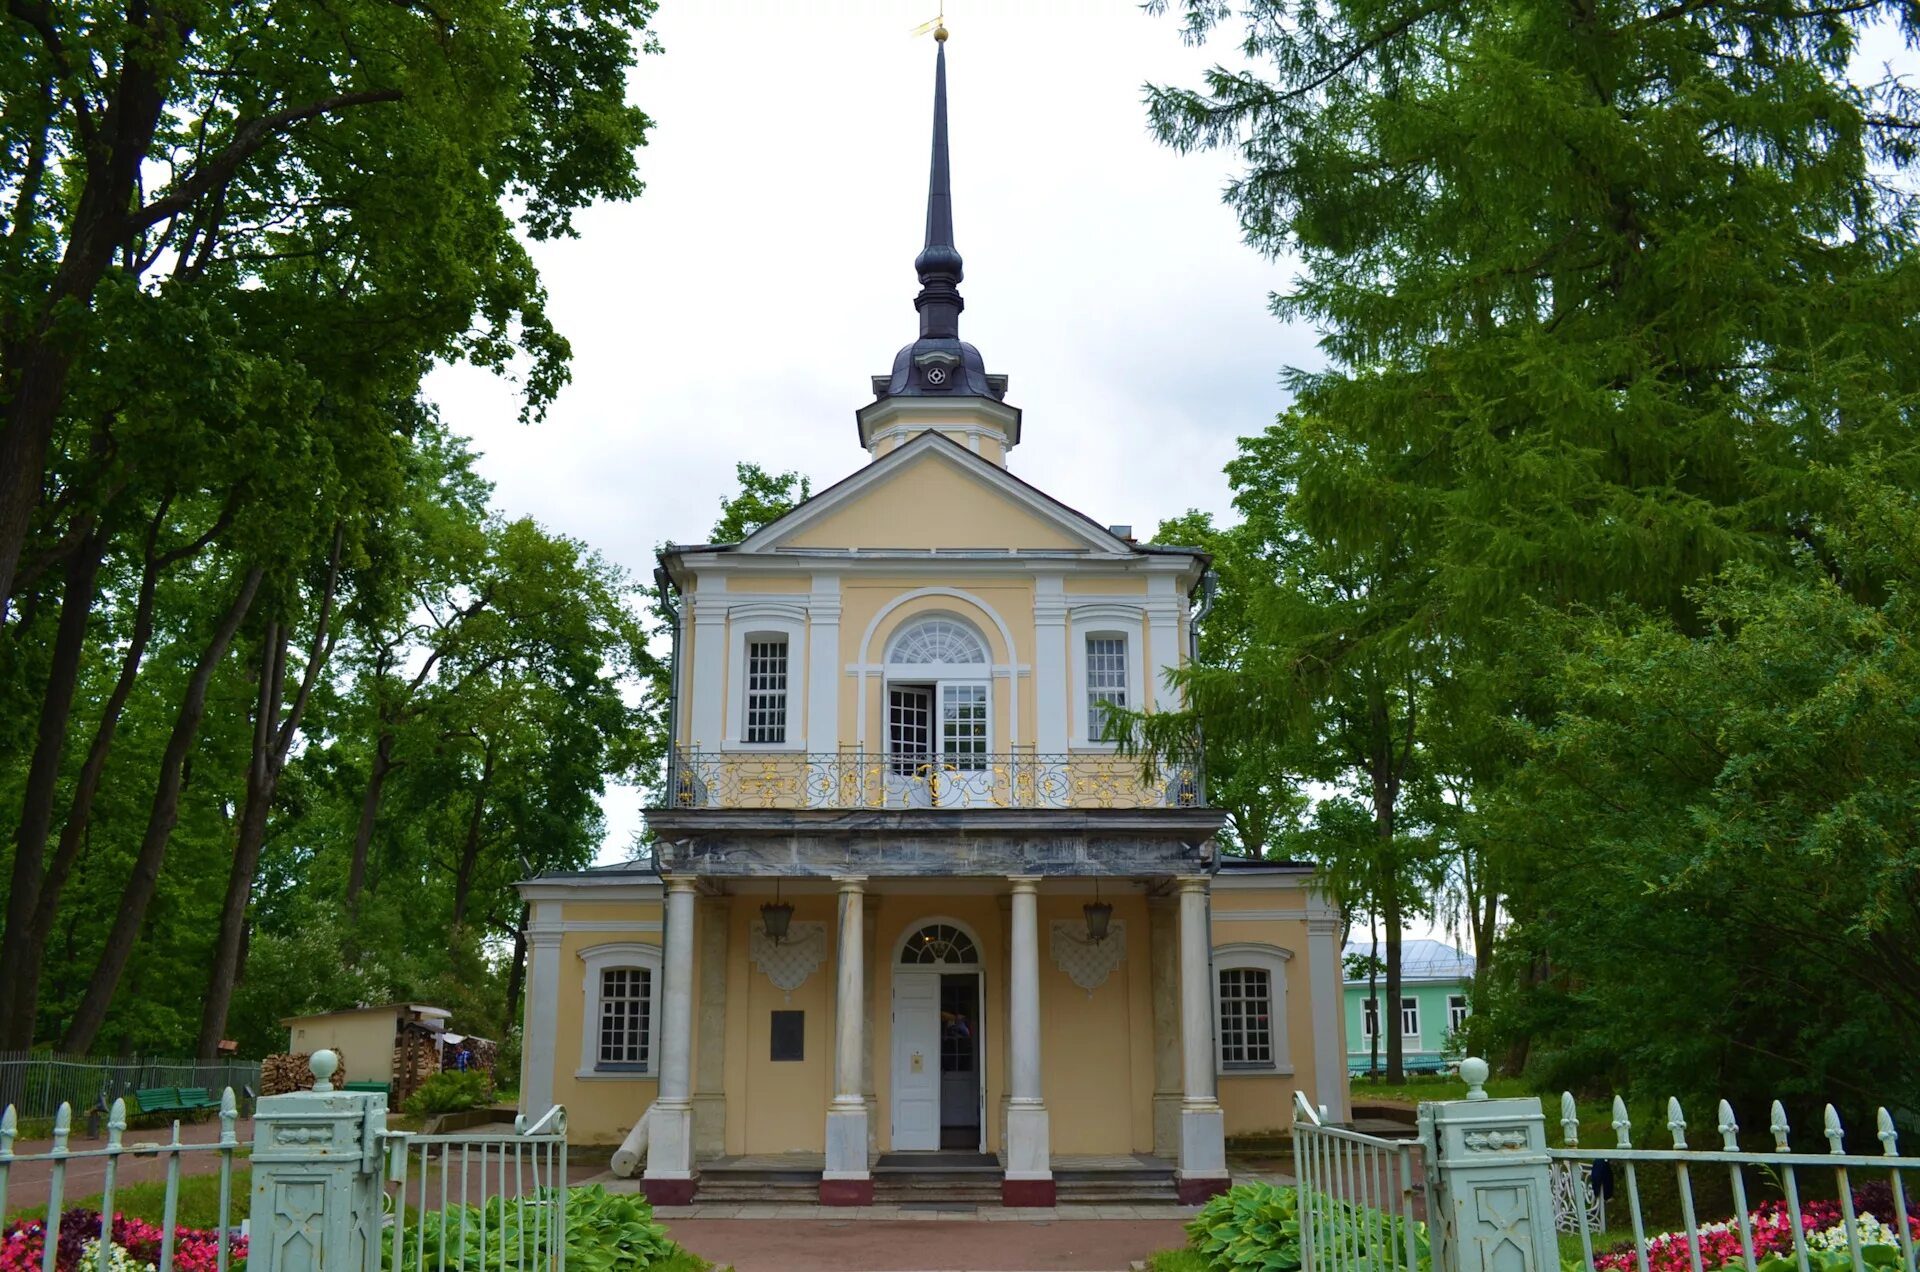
[0, 524, 104, 1047]
[346, 728, 396, 922]
[1368, 907, 1381, 1077]
[1383, 872, 1405, 1083]
[504, 902, 530, 1028]
[61, 566, 263, 1054]
[450, 744, 498, 929]
[197, 528, 343, 1057]
[15, 503, 186, 1046]
[0, 29, 178, 613]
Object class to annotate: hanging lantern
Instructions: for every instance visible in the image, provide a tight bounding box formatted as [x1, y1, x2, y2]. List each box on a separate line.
[761, 880, 793, 945]
[1083, 878, 1113, 943]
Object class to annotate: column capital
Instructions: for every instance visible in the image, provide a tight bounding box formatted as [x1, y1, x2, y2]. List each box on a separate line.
[1007, 875, 1042, 894]
[1176, 876, 1210, 895]
[834, 875, 869, 893]
[664, 875, 700, 894]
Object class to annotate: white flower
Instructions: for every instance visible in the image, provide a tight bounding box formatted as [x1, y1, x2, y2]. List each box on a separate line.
[78, 1238, 155, 1272]
[1807, 1214, 1900, 1252]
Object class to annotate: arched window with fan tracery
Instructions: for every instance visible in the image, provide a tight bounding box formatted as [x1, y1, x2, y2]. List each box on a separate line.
[900, 923, 980, 966]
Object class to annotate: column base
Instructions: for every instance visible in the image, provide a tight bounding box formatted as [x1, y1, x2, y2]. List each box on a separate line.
[1179, 1104, 1227, 1177]
[642, 1177, 698, 1206]
[643, 1099, 695, 1187]
[820, 1178, 875, 1206]
[825, 1103, 869, 1176]
[1001, 1178, 1058, 1207]
[1176, 1174, 1232, 1204]
[1004, 1101, 1051, 1177]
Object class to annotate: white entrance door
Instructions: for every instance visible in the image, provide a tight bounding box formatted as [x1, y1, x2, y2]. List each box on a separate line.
[891, 971, 941, 1150]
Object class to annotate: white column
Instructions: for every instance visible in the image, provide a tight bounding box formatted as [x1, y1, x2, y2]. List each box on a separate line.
[644, 878, 698, 1196]
[1307, 905, 1348, 1120]
[1176, 877, 1228, 1194]
[522, 902, 562, 1117]
[824, 876, 871, 1199]
[1003, 876, 1053, 1203]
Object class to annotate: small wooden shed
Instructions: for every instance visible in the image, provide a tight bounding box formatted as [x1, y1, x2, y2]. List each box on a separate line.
[281, 1002, 454, 1090]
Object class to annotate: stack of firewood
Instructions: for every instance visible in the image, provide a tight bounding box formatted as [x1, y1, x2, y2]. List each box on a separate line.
[391, 1027, 441, 1107]
[260, 1051, 347, 1096]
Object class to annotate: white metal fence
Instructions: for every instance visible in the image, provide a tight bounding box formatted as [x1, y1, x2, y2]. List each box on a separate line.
[0, 1058, 569, 1272]
[1293, 1060, 1919, 1272]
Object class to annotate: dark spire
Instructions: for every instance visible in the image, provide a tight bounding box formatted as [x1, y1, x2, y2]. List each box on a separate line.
[864, 28, 1009, 407]
[913, 30, 964, 340]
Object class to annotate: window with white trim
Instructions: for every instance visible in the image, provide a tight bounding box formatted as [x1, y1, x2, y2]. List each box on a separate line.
[577, 942, 662, 1078]
[1211, 943, 1293, 1075]
[1400, 996, 1420, 1038]
[885, 616, 993, 774]
[597, 967, 651, 1068]
[1218, 968, 1272, 1068]
[1448, 994, 1469, 1033]
[744, 637, 789, 744]
[1085, 635, 1128, 741]
[1362, 997, 1379, 1039]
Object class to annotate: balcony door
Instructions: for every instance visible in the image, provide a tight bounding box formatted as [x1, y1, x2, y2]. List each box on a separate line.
[887, 682, 989, 806]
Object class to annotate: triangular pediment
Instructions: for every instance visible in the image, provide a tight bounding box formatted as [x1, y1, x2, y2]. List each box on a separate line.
[736, 432, 1129, 555]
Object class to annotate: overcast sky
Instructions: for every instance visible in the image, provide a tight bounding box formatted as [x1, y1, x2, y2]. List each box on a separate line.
[425, 1, 1917, 915]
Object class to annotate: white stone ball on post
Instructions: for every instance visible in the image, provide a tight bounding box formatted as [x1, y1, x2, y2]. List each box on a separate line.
[310, 1048, 340, 1092]
[1459, 1056, 1490, 1100]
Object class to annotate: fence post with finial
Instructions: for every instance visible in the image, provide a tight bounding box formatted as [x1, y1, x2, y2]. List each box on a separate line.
[245, 1049, 387, 1272]
[1418, 1058, 1559, 1272]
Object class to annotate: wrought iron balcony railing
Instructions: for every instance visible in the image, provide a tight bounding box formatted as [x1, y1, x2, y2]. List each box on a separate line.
[667, 749, 1204, 811]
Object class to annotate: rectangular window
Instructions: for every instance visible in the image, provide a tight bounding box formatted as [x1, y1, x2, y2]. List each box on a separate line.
[598, 967, 651, 1068]
[744, 638, 789, 744]
[941, 683, 988, 770]
[1218, 968, 1273, 1068]
[770, 1010, 804, 1062]
[1086, 636, 1128, 740]
[1400, 996, 1420, 1038]
[1362, 997, 1379, 1039]
[1448, 994, 1469, 1033]
[889, 685, 933, 774]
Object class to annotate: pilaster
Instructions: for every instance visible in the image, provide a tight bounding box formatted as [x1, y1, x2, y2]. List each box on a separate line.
[806, 575, 841, 752]
[1307, 902, 1348, 1121]
[1033, 576, 1069, 756]
[687, 582, 728, 752]
[1148, 895, 1182, 1158]
[693, 896, 729, 1159]
[522, 902, 562, 1117]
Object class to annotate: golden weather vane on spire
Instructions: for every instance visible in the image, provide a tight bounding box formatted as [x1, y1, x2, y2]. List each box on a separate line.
[910, 4, 948, 42]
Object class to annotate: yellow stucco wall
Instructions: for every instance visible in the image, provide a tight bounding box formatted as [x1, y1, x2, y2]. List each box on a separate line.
[536, 882, 1326, 1150]
[782, 452, 1084, 550]
[287, 1011, 398, 1084]
[725, 574, 810, 593]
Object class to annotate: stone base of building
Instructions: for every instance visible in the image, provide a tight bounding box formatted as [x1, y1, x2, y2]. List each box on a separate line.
[820, 1177, 875, 1206]
[642, 1177, 697, 1206]
[1176, 1174, 1231, 1204]
[1001, 1177, 1057, 1207]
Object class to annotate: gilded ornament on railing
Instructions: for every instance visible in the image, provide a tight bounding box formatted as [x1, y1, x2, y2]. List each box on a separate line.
[667, 750, 1202, 811]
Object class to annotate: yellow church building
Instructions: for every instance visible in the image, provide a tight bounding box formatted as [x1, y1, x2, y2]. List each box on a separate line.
[513, 30, 1349, 1208]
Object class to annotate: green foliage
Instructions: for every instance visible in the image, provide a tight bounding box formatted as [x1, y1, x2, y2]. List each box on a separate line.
[393, 1186, 677, 1272]
[1187, 1181, 1305, 1272]
[1489, 468, 1920, 1106]
[403, 1070, 495, 1116]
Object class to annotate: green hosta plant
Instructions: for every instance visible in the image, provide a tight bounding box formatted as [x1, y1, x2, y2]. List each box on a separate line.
[1188, 1181, 1304, 1272]
[392, 1185, 676, 1272]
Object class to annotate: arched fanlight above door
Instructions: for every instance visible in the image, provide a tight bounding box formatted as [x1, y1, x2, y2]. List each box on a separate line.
[900, 923, 980, 965]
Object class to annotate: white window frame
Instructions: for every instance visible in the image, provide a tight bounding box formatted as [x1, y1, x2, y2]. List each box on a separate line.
[743, 636, 791, 745]
[1211, 942, 1294, 1076]
[1448, 994, 1469, 1034]
[1361, 996, 1380, 1040]
[1400, 996, 1420, 1041]
[577, 941, 663, 1079]
[884, 614, 996, 758]
[1068, 608, 1145, 749]
[723, 607, 806, 751]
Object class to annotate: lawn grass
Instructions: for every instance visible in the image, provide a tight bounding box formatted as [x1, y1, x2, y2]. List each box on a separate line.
[9, 1172, 250, 1229]
[1146, 1249, 1212, 1272]
[1349, 1071, 1537, 1105]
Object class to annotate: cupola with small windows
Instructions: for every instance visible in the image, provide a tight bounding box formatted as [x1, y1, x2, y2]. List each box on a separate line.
[856, 28, 1022, 466]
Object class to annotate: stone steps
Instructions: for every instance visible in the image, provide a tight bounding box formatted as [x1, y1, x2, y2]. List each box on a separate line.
[689, 1168, 821, 1203]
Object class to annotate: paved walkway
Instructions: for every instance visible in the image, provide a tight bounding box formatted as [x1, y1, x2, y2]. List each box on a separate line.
[657, 1216, 1188, 1271]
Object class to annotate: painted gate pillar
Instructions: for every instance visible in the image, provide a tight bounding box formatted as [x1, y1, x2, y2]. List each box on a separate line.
[247, 1050, 385, 1272]
[1419, 1059, 1560, 1272]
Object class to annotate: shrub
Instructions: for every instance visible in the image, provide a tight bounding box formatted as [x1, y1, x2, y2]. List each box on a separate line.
[392, 1185, 677, 1272]
[403, 1069, 494, 1116]
[1187, 1181, 1305, 1271]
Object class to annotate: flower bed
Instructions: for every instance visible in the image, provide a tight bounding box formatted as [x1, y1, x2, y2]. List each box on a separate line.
[1593, 1196, 1920, 1272]
[1, 1211, 244, 1272]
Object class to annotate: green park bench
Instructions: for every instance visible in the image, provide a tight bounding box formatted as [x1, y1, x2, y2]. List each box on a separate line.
[132, 1087, 218, 1118]
[342, 1081, 391, 1098]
